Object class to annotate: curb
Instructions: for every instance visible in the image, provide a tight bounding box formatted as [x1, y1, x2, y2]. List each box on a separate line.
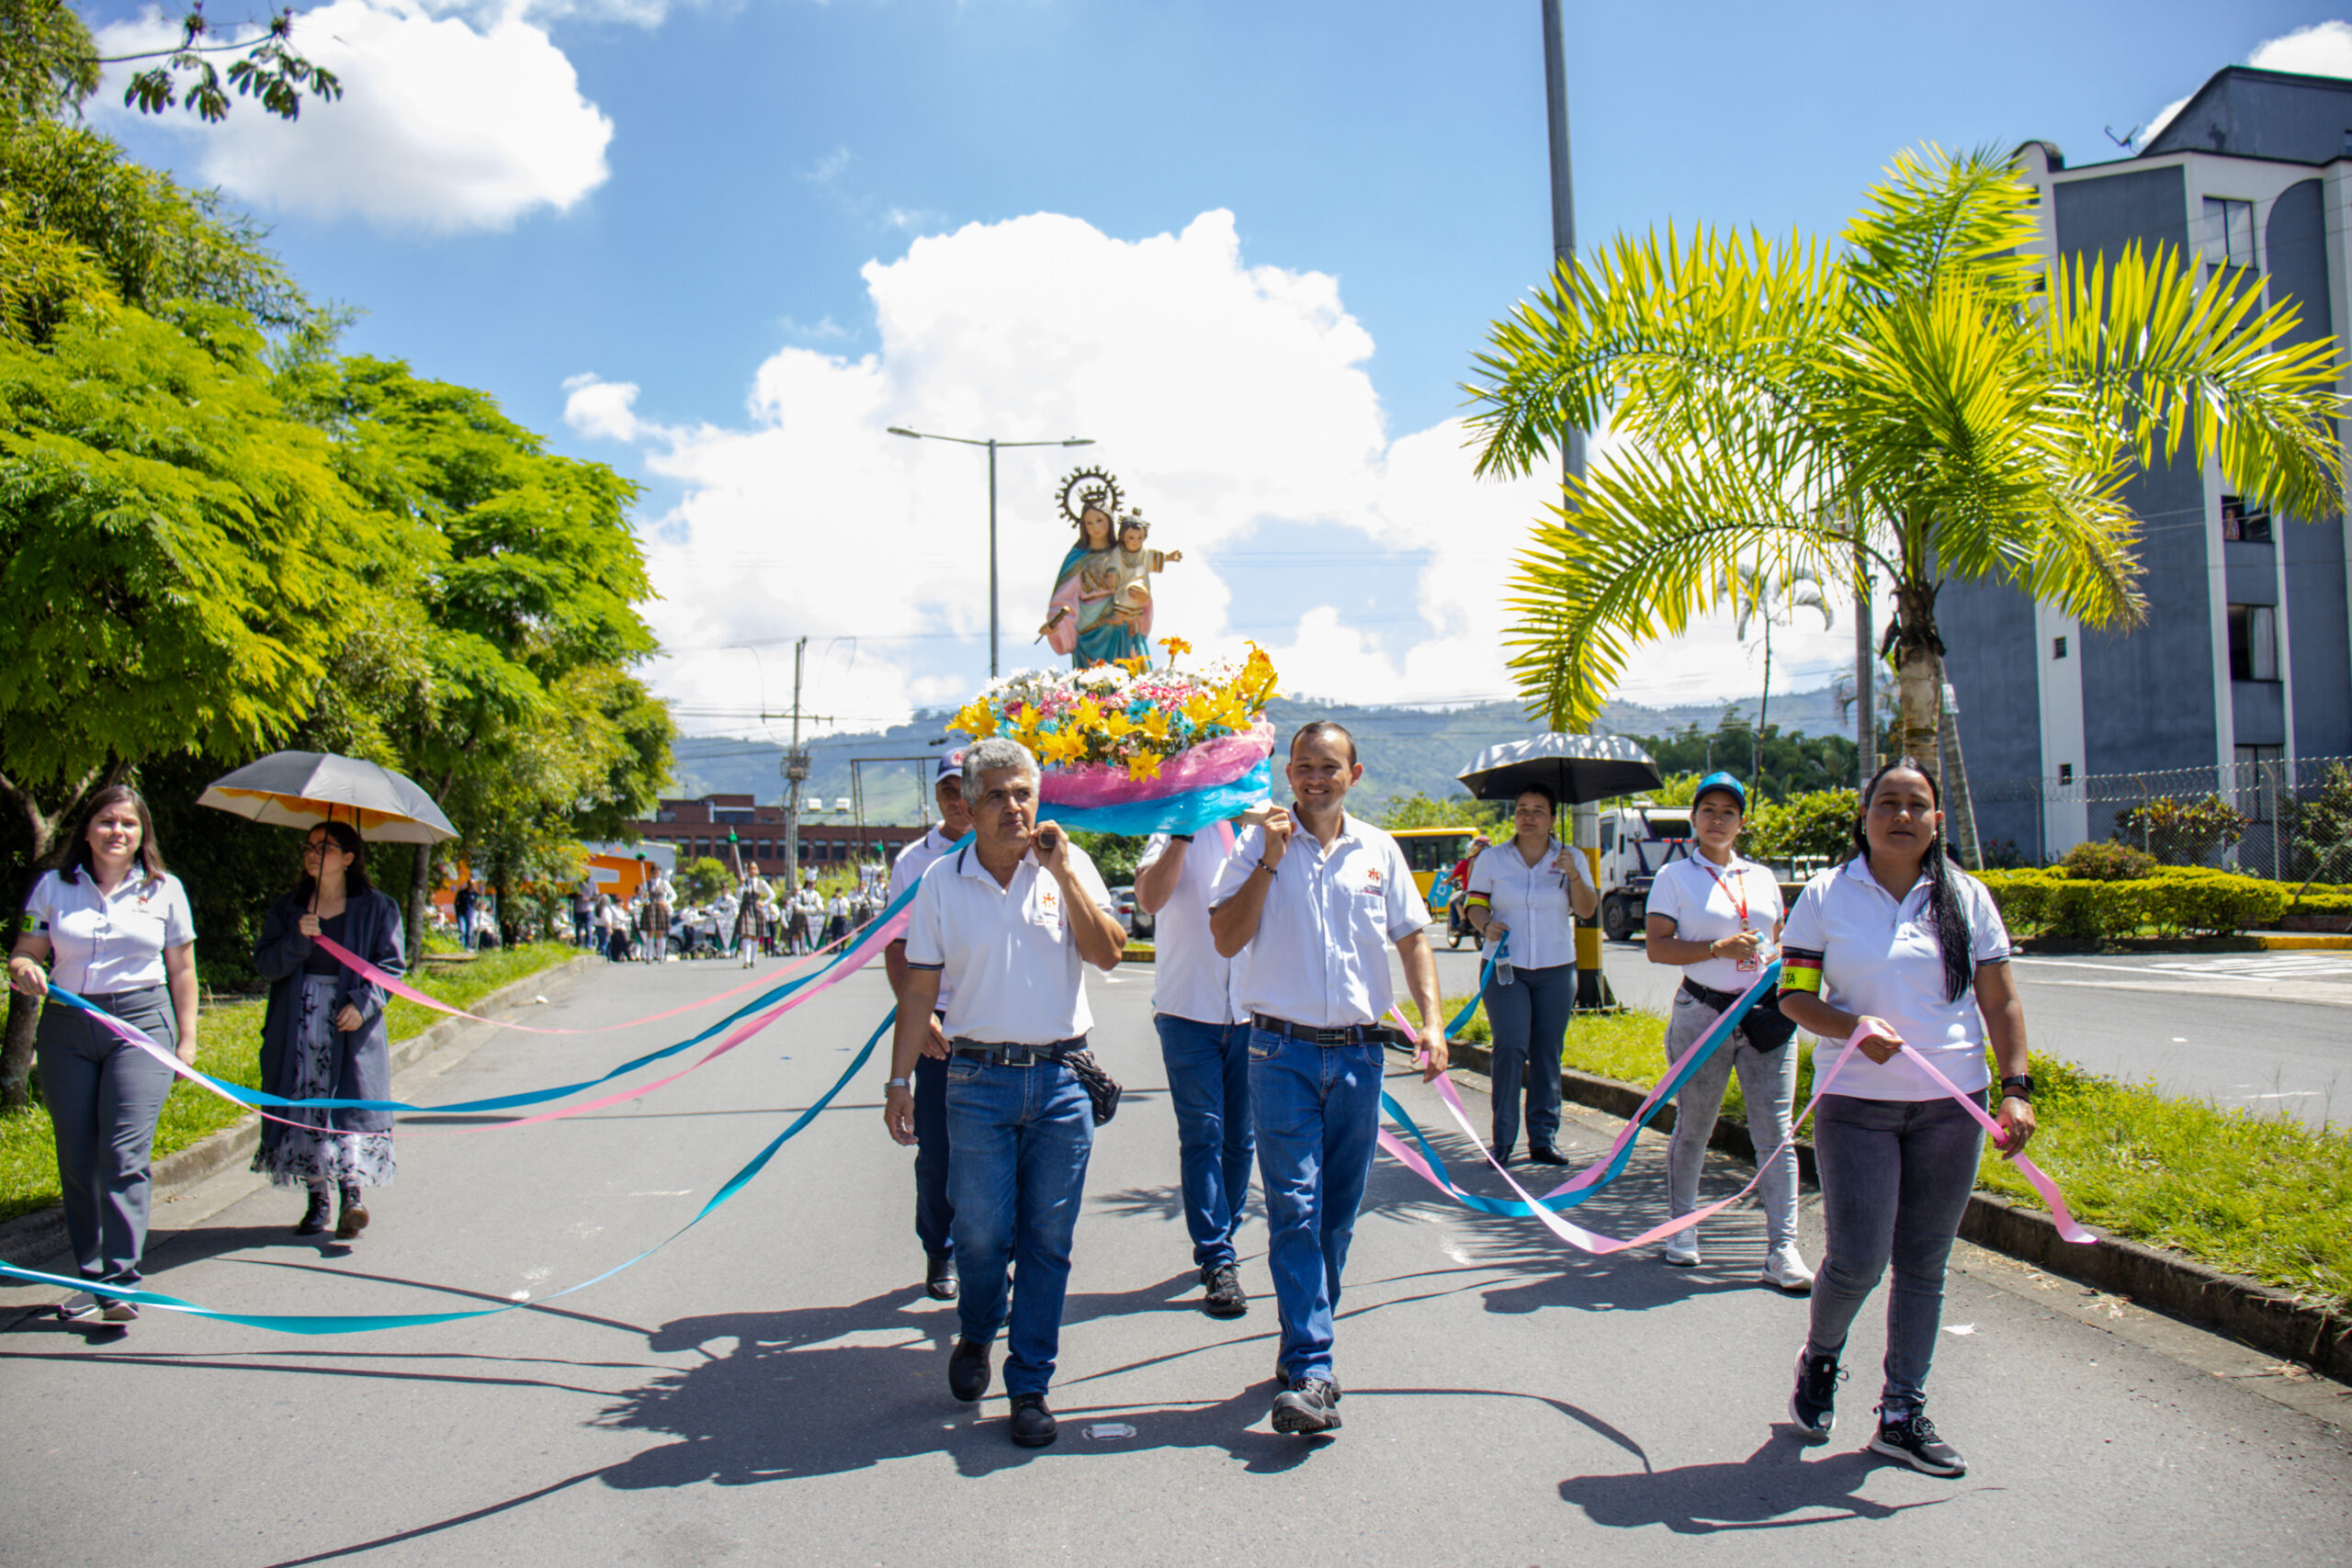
[2254, 931, 2352, 951]
[0, 956, 595, 1269]
[1444, 1037, 2350, 1383]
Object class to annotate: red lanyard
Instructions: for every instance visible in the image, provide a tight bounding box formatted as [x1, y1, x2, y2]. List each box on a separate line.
[1699, 859, 1749, 928]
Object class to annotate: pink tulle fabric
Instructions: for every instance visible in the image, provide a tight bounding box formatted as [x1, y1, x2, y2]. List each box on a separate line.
[1040, 721, 1273, 805]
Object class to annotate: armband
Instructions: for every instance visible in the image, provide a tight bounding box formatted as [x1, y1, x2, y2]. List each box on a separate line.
[1780, 945, 1823, 994]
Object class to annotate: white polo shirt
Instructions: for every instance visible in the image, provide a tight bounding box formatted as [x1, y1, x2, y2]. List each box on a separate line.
[1210, 815, 1429, 1029]
[904, 841, 1115, 1045]
[1464, 838, 1593, 971]
[1644, 852, 1783, 992]
[1136, 830, 1248, 1026]
[888, 825, 962, 1010]
[23, 868, 196, 994]
[1780, 854, 2011, 1102]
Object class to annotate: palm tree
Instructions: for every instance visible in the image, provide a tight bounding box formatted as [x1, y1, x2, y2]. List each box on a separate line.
[1464, 146, 2343, 780]
[1716, 559, 1834, 798]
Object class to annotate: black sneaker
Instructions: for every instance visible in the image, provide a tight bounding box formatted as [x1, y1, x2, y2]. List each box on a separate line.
[1272, 1377, 1342, 1435]
[1871, 1411, 1965, 1477]
[1789, 1348, 1842, 1440]
[948, 1337, 991, 1403]
[925, 1255, 958, 1301]
[1008, 1393, 1057, 1449]
[1201, 1262, 1248, 1318]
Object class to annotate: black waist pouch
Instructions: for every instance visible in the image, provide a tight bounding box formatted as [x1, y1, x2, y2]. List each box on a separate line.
[1063, 1049, 1123, 1125]
[1680, 977, 1797, 1054]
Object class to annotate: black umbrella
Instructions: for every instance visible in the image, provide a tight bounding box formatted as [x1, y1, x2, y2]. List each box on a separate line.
[1456, 734, 1662, 807]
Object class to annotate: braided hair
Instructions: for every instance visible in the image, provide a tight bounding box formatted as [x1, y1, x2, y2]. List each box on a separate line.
[1852, 759, 1973, 1004]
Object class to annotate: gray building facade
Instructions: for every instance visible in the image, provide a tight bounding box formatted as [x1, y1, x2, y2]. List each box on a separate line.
[1941, 66, 2352, 864]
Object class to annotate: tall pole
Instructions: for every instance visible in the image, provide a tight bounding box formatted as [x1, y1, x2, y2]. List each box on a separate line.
[1543, 0, 1608, 1010]
[782, 637, 808, 893]
[988, 439, 1001, 678]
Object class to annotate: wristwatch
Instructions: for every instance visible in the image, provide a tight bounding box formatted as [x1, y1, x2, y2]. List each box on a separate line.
[1171, 833, 1194, 842]
[884, 1077, 911, 1092]
[1998, 1074, 2033, 1102]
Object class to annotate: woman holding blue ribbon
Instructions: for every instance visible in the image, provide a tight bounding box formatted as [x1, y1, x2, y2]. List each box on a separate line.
[1463, 786, 1596, 1165]
[1642, 772, 1807, 1290]
[8, 786, 199, 1325]
[1774, 760, 2036, 1480]
[250, 820, 405, 1242]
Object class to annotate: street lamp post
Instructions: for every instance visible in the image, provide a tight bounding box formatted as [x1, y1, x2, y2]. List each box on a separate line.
[887, 426, 1095, 678]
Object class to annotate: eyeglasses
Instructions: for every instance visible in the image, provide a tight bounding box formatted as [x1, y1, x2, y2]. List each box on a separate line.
[302, 840, 334, 857]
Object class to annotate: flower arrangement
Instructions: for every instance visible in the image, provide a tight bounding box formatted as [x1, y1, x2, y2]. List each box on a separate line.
[948, 639, 1278, 783]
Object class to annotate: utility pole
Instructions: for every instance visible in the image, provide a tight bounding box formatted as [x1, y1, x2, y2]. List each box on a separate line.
[771, 637, 832, 895]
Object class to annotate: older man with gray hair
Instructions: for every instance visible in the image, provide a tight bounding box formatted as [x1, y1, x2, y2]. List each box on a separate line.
[884, 737, 1125, 1449]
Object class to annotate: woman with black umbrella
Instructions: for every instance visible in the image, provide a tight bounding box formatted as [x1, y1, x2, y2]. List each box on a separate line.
[249, 821, 406, 1240]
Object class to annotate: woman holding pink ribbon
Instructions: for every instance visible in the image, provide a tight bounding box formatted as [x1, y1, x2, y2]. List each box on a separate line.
[1642, 771, 1808, 1290]
[1774, 760, 2036, 1480]
[8, 786, 199, 1325]
[249, 820, 406, 1241]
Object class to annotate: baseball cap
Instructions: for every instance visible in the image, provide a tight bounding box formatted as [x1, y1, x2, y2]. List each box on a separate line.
[937, 750, 967, 781]
[1692, 771, 1747, 811]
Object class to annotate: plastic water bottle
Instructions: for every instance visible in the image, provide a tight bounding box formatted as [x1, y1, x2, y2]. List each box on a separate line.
[1083, 1422, 1137, 1440]
[1494, 944, 1513, 987]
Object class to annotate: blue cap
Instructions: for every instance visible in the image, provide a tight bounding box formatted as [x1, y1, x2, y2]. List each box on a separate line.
[937, 750, 966, 781]
[1693, 771, 1747, 811]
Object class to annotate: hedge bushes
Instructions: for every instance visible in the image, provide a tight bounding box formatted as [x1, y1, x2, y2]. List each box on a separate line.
[1979, 867, 2285, 939]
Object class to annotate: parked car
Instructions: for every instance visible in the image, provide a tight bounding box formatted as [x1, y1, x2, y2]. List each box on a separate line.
[1108, 885, 1155, 940]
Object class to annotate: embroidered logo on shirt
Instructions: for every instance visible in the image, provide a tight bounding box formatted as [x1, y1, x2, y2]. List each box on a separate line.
[1035, 886, 1061, 923]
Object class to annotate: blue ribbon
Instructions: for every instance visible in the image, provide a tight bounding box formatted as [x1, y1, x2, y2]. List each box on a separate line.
[41, 852, 946, 1118]
[1384, 957, 1783, 1216]
[1035, 759, 1273, 837]
[0, 1011, 895, 1333]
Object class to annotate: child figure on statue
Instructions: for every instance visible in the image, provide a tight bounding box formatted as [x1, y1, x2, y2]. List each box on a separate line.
[1102, 511, 1180, 630]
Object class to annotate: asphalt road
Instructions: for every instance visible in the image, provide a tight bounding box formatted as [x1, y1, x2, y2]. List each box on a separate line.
[1431, 934, 2352, 1131]
[2, 952, 2346, 1567]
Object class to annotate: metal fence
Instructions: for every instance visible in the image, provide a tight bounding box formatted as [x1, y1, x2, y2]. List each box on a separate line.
[1968, 755, 2352, 881]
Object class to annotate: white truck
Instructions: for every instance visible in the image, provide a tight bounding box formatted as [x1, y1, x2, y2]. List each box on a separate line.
[1590, 801, 1821, 942]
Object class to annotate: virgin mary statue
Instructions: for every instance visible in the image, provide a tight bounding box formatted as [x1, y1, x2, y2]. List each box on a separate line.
[1038, 468, 1148, 668]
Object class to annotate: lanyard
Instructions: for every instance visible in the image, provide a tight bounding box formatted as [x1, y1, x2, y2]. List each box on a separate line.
[1698, 858, 1750, 930]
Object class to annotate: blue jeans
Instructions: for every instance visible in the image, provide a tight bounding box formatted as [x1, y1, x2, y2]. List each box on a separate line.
[1482, 961, 1573, 1154]
[1806, 1091, 1985, 1420]
[944, 1055, 1095, 1396]
[912, 1051, 954, 1260]
[1156, 1015, 1253, 1270]
[1249, 1029, 1384, 1383]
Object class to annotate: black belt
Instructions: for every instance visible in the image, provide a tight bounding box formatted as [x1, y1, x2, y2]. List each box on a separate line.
[1679, 976, 1762, 1010]
[1249, 1013, 1414, 1048]
[949, 1035, 1086, 1066]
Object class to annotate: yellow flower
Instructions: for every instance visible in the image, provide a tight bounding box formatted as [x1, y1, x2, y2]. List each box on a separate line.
[1102, 710, 1135, 739]
[949, 699, 998, 739]
[1117, 652, 1150, 674]
[1125, 750, 1164, 782]
[1040, 728, 1087, 766]
[1158, 636, 1192, 661]
[1073, 698, 1105, 731]
[1182, 692, 1217, 728]
[1140, 708, 1170, 742]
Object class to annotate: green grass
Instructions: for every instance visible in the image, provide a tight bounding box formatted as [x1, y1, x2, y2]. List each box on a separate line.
[1403, 994, 2352, 1312]
[0, 942, 582, 1225]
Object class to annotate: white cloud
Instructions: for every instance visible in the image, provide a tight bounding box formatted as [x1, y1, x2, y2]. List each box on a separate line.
[2148, 20, 2352, 141]
[571, 209, 1857, 739]
[95, 0, 613, 231]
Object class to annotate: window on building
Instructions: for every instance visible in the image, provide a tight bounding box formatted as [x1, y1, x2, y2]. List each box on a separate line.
[2235, 745, 2281, 824]
[655, 808, 677, 824]
[2058, 763, 2074, 785]
[2221, 495, 2272, 543]
[2227, 604, 2278, 682]
[2199, 197, 2257, 276]
[2052, 635, 2067, 660]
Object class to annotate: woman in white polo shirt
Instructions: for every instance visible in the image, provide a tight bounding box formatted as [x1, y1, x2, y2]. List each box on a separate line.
[1642, 771, 1809, 1289]
[6, 786, 199, 1323]
[1775, 760, 2037, 1481]
[1463, 784, 1597, 1164]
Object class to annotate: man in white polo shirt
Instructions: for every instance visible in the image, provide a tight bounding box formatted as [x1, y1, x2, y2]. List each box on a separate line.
[1209, 721, 1446, 1437]
[1133, 804, 1272, 1319]
[882, 750, 973, 1302]
[884, 738, 1125, 1450]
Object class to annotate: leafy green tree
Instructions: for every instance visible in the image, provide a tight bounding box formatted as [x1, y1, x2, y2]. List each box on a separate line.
[1745, 789, 1861, 863]
[1376, 792, 1506, 830]
[675, 856, 732, 906]
[1716, 560, 1832, 794]
[3, 0, 339, 127]
[1466, 147, 2343, 783]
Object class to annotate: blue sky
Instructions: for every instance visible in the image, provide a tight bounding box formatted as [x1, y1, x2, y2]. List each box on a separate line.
[85, 0, 2349, 739]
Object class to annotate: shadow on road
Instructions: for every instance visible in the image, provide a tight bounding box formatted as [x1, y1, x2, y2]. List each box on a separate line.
[1557, 1433, 1971, 1533]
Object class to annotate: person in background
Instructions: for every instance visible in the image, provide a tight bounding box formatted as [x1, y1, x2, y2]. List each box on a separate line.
[571, 881, 594, 949]
[884, 739, 1125, 1450]
[7, 786, 199, 1325]
[823, 886, 850, 949]
[1209, 722, 1447, 1438]
[453, 879, 477, 951]
[250, 821, 404, 1241]
[646, 870, 674, 963]
[883, 750, 974, 1302]
[1776, 760, 2037, 1479]
[1132, 805, 1272, 1318]
[1463, 784, 1597, 1165]
[737, 863, 769, 966]
[1641, 771, 1809, 1290]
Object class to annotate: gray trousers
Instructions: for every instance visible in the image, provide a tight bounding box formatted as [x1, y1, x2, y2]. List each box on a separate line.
[1663, 986, 1800, 1249]
[38, 986, 177, 1291]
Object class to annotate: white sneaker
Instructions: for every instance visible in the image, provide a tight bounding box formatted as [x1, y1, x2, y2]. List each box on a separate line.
[1762, 1243, 1815, 1294]
[1663, 1229, 1701, 1268]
